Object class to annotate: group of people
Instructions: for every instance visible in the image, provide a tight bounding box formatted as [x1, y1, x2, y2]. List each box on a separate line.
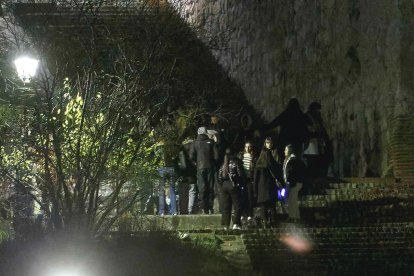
[153, 98, 333, 230]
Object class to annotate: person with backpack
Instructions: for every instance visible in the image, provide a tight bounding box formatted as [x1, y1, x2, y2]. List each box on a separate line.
[219, 149, 244, 230]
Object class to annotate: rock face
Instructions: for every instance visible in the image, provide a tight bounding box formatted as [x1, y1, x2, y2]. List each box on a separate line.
[172, 0, 414, 177]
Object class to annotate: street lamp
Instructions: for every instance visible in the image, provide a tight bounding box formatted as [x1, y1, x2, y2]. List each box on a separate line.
[14, 56, 39, 83]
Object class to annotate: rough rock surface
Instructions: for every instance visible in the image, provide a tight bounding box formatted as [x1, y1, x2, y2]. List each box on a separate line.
[172, 0, 414, 177]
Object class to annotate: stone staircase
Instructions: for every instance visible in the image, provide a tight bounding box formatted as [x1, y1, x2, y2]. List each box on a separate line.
[239, 223, 414, 275]
[388, 115, 414, 185]
[299, 177, 414, 226]
[118, 177, 414, 275]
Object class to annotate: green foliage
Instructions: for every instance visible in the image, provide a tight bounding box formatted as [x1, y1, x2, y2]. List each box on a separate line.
[0, 219, 11, 242]
[180, 233, 222, 252]
[0, 0, 248, 236]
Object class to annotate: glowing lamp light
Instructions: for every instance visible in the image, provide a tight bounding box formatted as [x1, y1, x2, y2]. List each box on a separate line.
[277, 187, 287, 200]
[45, 269, 83, 276]
[14, 56, 39, 83]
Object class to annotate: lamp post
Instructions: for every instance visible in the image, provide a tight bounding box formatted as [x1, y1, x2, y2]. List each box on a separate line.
[12, 55, 41, 227]
[14, 56, 39, 83]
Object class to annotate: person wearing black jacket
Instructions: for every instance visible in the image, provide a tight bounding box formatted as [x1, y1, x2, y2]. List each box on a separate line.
[283, 144, 307, 222]
[178, 137, 198, 214]
[190, 127, 218, 214]
[253, 137, 283, 228]
[219, 149, 244, 230]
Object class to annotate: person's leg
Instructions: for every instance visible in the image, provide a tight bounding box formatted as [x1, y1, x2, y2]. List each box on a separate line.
[168, 168, 177, 215]
[188, 183, 197, 214]
[258, 203, 266, 227]
[197, 169, 208, 213]
[221, 182, 232, 227]
[287, 183, 303, 220]
[206, 168, 215, 214]
[158, 168, 166, 215]
[231, 187, 242, 226]
[246, 179, 254, 218]
[268, 202, 277, 226]
[213, 169, 222, 214]
[178, 180, 189, 215]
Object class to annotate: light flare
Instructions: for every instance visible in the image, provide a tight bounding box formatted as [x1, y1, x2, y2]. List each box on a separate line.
[279, 234, 312, 253]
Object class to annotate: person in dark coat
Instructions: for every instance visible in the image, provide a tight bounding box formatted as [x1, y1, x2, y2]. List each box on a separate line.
[283, 144, 307, 222]
[211, 132, 225, 214]
[265, 98, 312, 159]
[253, 137, 283, 227]
[219, 149, 244, 230]
[190, 126, 218, 214]
[178, 137, 198, 214]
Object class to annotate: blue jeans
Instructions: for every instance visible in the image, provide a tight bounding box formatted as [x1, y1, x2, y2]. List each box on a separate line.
[188, 183, 197, 214]
[158, 167, 177, 215]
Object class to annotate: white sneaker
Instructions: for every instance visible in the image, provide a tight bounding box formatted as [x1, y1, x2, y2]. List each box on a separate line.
[232, 224, 241, 230]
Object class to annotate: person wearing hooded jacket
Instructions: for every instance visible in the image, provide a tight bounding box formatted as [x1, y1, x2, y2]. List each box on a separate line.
[190, 126, 219, 214]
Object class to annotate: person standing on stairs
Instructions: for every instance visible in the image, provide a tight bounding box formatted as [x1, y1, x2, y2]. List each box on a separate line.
[283, 144, 307, 222]
[190, 126, 219, 214]
[219, 148, 244, 230]
[253, 137, 283, 228]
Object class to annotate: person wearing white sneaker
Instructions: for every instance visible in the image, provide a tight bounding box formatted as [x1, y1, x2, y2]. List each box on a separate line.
[219, 149, 244, 230]
[232, 224, 241, 230]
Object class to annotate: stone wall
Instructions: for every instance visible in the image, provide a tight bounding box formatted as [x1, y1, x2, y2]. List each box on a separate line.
[172, 0, 414, 177]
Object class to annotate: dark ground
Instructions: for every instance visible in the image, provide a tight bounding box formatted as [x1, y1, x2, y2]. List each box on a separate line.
[0, 233, 238, 276]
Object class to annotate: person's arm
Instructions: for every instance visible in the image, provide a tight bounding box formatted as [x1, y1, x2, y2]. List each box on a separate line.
[213, 143, 220, 162]
[284, 158, 295, 186]
[253, 167, 259, 198]
[218, 165, 225, 182]
[189, 141, 196, 165]
[236, 158, 246, 183]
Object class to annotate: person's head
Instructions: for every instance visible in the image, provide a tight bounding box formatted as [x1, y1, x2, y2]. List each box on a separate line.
[308, 102, 322, 113]
[284, 144, 294, 157]
[240, 114, 252, 130]
[210, 115, 219, 125]
[286, 98, 301, 112]
[264, 137, 273, 150]
[244, 141, 253, 153]
[197, 126, 207, 135]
